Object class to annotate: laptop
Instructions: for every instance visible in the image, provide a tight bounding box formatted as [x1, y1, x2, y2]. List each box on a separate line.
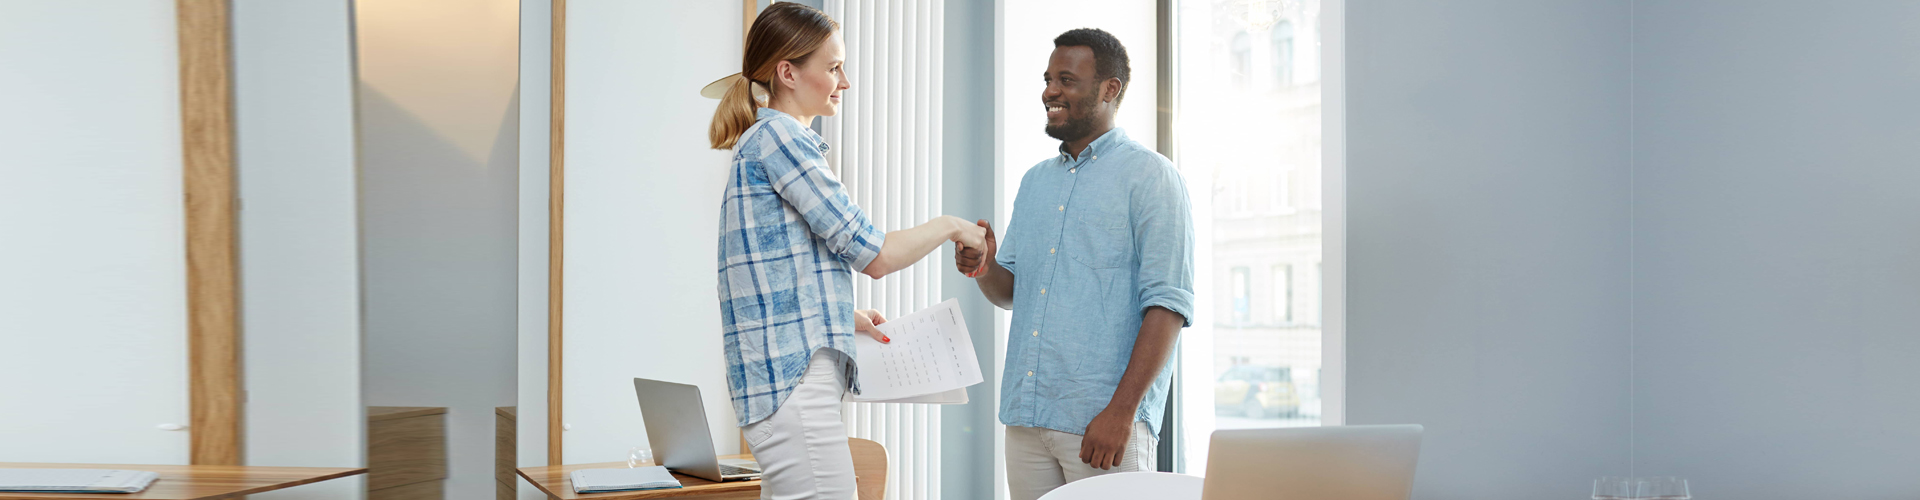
[632, 378, 763, 482]
[1201, 424, 1423, 500]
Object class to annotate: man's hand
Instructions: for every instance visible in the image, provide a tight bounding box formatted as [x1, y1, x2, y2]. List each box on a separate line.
[854, 309, 890, 343]
[1079, 407, 1135, 470]
[955, 220, 996, 277]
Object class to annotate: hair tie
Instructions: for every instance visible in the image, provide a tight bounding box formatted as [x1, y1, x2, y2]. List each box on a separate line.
[748, 80, 770, 104]
[699, 73, 771, 105]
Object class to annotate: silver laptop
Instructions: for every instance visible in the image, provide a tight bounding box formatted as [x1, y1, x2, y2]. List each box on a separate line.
[1201, 424, 1423, 500]
[633, 378, 762, 482]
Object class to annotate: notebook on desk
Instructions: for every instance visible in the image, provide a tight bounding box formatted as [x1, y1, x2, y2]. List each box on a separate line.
[0, 468, 160, 493]
[570, 466, 682, 494]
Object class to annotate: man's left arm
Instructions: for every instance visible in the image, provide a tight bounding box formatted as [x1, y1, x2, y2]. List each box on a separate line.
[1081, 163, 1196, 470]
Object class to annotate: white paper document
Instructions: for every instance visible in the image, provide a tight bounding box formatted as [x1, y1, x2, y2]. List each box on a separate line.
[845, 298, 983, 403]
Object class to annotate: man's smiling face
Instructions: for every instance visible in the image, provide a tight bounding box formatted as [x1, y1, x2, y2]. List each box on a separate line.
[1042, 45, 1106, 142]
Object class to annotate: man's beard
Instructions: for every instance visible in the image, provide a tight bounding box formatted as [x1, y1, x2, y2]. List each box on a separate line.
[1044, 92, 1101, 142]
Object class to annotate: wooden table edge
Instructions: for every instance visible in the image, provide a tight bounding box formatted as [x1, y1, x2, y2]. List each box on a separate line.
[0, 464, 366, 500]
[517, 459, 760, 500]
[217, 467, 366, 498]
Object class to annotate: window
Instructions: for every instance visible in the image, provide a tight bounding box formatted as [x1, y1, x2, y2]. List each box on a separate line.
[1270, 21, 1294, 88]
[1230, 266, 1251, 324]
[1272, 169, 1291, 212]
[1229, 31, 1252, 90]
[1273, 264, 1292, 323]
[1176, 0, 1330, 475]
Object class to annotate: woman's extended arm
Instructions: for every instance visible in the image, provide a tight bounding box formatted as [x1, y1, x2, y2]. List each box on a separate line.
[861, 215, 986, 278]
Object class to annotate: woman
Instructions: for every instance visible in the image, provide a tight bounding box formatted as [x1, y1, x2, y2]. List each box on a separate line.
[710, 4, 985, 499]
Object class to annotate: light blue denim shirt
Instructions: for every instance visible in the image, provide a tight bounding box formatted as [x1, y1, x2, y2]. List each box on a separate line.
[996, 128, 1195, 436]
[718, 108, 884, 427]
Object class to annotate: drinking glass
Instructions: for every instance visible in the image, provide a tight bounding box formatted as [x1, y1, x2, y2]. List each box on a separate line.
[627, 447, 653, 468]
[1636, 476, 1690, 500]
[1592, 477, 1635, 500]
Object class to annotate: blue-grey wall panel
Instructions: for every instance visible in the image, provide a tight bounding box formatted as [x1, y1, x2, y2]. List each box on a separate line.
[1630, 2, 1920, 497]
[1348, 1, 1633, 497]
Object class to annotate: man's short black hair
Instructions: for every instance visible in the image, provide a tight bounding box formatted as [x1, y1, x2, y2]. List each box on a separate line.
[1053, 28, 1131, 107]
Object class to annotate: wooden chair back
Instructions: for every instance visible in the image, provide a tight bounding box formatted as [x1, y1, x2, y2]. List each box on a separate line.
[848, 437, 888, 500]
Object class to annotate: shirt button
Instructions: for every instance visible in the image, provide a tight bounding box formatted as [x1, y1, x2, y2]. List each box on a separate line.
[1092, 155, 1098, 160]
[1027, 371, 1034, 377]
[1070, 168, 1077, 173]
[1050, 248, 1056, 254]
[1040, 288, 1046, 294]
[1058, 205, 1064, 211]
[1032, 331, 1039, 337]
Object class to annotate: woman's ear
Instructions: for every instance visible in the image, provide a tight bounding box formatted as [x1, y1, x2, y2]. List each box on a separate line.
[775, 60, 799, 91]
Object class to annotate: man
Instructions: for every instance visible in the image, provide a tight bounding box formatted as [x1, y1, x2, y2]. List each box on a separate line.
[955, 28, 1194, 500]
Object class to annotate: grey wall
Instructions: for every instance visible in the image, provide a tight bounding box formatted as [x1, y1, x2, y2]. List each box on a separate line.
[1350, 0, 1920, 498]
[1346, 1, 1633, 498]
[1630, 1, 1920, 497]
[941, 0, 998, 498]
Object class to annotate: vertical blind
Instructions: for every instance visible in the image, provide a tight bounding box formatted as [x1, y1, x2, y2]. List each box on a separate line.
[820, 0, 944, 499]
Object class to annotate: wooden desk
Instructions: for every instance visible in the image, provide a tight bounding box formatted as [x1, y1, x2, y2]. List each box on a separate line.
[0, 463, 366, 500]
[517, 458, 759, 500]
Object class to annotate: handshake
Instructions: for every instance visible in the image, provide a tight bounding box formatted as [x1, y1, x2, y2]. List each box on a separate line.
[948, 217, 997, 278]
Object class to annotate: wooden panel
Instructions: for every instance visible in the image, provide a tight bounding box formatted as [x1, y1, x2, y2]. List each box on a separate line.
[548, 0, 567, 468]
[742, 0, 754, 38]
[517, 458, 759, 500]
[176, 0, 243, 467]
[0, 463, 363, 500]
[367, 479, 441, 500]
[369, 406, 448, 422]
[496, 406, 516, 498]
[366, 408, 448, 491]
[848, 438, 887, 500]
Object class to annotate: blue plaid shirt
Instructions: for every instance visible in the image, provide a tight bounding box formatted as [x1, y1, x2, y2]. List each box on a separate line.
[718, 108, 885, 427]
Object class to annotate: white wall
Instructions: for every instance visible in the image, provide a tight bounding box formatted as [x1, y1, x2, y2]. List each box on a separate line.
[356, 0, 521, 498]
[516, 0, 554, 497]
[1345, 1, 1633, 498]
[560, 0, 744, 464]
[234, 1, 365, 498]
[0, 1, 192, 464]
[1630, 1, 1920, 496]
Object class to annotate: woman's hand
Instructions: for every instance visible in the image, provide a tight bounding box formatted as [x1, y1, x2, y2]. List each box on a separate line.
[955, 220, 996, 277]
[947, 216, 988, 250]
[854, 309, 890, 343]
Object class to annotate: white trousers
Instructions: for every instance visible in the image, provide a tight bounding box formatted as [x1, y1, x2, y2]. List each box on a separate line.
[1005, 422, 1158, 500]
[742, 350, 857, 500]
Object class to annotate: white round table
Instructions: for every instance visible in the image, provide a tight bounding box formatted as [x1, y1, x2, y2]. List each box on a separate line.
[1035, 471, 1206, 500]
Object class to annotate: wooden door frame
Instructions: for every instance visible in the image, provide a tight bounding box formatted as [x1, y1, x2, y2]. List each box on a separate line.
[548, 0, 567, 467]
[177, 0, 243, 466]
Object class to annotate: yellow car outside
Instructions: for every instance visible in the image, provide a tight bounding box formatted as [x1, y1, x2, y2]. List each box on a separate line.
[1214, 365, 1300, 418]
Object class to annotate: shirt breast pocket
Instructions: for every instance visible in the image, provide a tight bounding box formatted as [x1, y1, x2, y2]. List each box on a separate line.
[1066, 211, 1131, 270]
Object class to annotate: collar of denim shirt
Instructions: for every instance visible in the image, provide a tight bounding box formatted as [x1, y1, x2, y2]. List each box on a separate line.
[755, 107, 832, 154]
[1055, 127, 1129, 166]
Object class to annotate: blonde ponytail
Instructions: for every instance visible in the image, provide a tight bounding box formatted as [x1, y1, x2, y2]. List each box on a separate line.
[707, 3, 839, 151]
[709, 76, 760, 150]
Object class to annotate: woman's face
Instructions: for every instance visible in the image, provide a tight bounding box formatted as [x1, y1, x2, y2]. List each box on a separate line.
[781, 31, 848, 118]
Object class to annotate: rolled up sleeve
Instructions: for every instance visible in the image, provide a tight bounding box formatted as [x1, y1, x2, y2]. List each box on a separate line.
[763, 131, 885, 271]
[1131, 163, 1195, 327]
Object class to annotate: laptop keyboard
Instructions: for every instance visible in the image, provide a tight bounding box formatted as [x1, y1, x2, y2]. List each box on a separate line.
[719, 464, 761, 476]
